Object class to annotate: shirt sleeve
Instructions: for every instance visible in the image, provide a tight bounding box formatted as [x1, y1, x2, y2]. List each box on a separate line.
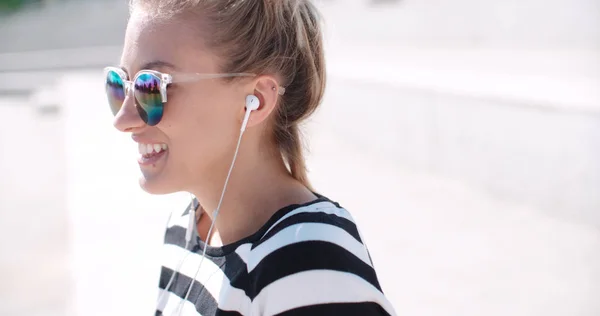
[249, 219, 396, 316]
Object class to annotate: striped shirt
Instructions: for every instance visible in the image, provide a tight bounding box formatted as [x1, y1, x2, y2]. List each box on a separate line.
[156, 195, 397, 316]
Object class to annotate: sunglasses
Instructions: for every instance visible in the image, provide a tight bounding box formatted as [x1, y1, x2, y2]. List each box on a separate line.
[104, 67, 285, 126]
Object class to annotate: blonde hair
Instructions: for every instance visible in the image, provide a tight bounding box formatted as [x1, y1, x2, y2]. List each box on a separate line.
[130, 0, 326, 189]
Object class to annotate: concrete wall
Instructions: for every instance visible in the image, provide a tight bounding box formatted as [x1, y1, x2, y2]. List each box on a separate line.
[322, 0, 600, 48]
[2, 0, 599, 54]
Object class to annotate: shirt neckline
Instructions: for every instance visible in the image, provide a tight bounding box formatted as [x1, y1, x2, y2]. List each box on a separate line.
[192, 194, 331, 257]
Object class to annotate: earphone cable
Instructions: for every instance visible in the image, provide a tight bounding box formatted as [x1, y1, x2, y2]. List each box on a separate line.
[173, 110, 249, 315]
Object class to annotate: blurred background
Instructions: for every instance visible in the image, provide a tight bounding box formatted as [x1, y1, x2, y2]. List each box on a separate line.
[0, 0, 599, 315]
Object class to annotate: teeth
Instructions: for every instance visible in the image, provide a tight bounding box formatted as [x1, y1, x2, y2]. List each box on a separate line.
[138, 143, 168, 156]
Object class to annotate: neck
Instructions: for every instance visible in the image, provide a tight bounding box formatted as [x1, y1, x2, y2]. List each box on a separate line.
[189, 137, 315, 246]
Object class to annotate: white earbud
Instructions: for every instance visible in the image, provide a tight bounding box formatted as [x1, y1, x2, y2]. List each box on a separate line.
[245, 94, 260, 111]
[241, 95, 260, 132]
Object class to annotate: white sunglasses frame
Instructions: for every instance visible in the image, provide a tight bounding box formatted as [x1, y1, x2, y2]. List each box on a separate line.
[103, 66, 286, 105]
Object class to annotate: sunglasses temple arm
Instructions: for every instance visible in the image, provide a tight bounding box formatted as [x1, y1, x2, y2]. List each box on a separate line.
[170, 73, 256, 84]
[168, 73, 285, 95]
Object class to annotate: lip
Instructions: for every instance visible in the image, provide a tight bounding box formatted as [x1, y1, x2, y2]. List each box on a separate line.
[138, 149, 167, 166]
[132, 134, 168, 167]
[132, 134, 165, 145]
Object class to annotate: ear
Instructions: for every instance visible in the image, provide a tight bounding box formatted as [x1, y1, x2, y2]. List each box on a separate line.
[241, 75, 282, 129]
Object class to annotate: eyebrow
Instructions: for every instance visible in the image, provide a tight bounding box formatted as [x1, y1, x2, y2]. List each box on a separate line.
[120, 60, 178, 75]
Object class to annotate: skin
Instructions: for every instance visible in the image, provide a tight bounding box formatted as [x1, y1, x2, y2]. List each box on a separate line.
[113, 10, 316, 246]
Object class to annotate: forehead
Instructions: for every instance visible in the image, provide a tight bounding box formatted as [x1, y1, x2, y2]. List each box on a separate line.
[120, 11, 218, 75]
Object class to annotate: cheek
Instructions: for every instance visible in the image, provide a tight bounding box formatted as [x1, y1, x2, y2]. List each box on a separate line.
[161, 86, 241, 169]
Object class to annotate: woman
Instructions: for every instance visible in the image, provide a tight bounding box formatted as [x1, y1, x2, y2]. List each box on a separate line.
[105, 0, 396, 315]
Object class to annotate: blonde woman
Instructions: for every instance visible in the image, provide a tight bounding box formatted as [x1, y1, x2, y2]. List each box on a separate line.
[104, 0, 396, 315]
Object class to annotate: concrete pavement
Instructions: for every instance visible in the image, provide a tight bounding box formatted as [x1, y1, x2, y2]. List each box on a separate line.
[0, 72, 598, 315]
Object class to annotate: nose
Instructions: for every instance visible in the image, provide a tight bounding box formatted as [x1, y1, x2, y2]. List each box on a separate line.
[113, 92, 145, 133]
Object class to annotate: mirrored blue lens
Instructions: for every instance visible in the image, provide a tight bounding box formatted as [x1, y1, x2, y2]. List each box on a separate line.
[105, 70, 125, 115]
[134, 73, 164, 126]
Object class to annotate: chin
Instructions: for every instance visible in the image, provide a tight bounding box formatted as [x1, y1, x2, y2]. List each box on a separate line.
[138, 167, 178, 195]
[138, 176, 179, 195]
[136, 150, 180, 194]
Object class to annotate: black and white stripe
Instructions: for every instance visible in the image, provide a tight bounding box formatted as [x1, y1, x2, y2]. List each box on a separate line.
[155, 196, 396, 316]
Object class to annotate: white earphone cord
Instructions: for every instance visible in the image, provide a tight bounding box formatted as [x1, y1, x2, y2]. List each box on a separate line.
[173, 106, 253, 315]
[156, 193, 196, 307]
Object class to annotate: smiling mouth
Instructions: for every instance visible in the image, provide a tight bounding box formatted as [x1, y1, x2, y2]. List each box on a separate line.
[138, 143, 168, 165]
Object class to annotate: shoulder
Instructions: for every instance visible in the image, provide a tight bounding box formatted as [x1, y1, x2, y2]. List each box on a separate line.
[248, 197, 396, 316]
[249, 197, 371, 276]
